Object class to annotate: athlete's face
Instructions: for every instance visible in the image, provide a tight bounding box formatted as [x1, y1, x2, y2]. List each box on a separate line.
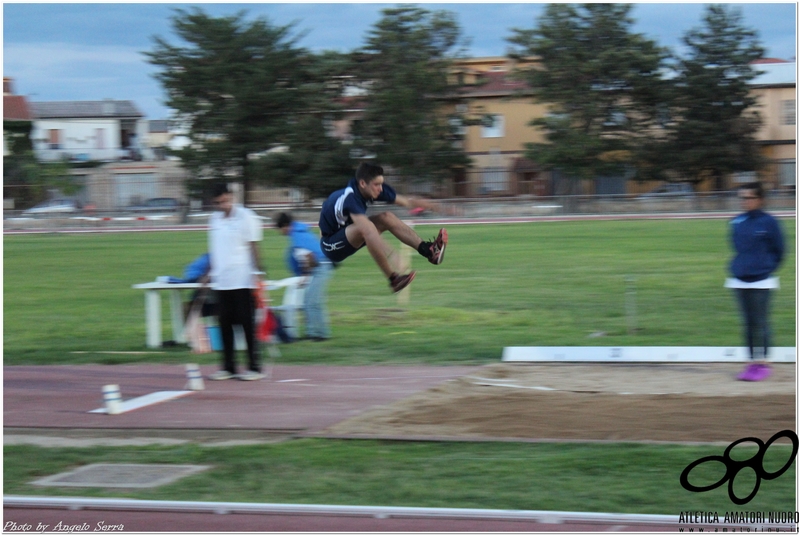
[359, 175, 384, 201]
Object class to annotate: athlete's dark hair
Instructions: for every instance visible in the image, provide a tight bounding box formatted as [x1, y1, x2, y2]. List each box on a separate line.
[275, 212, 293, 229]
[355, 162, 384, 183]
[211, 181, 230, 198]
[739, 182, 764, 199]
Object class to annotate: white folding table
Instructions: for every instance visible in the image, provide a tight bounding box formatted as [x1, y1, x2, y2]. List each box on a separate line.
[132, 277, 305, 348]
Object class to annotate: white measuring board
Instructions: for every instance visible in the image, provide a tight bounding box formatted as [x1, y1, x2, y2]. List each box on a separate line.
[90, 390, 194, 414]
[502, 346, 796, 363]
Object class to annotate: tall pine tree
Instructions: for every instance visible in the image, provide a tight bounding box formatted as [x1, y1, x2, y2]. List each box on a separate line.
[667, 4, 764, 189]
[350, 6, 471, 183]
[146, 8, 326, 198]
[508, 4, 671, 187]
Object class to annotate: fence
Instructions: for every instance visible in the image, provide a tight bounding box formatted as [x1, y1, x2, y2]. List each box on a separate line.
[3, 160, 795, 226]
[386, 161, 797, 200]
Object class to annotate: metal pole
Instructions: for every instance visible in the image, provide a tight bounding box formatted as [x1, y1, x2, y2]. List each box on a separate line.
[625, 275, 638, 335]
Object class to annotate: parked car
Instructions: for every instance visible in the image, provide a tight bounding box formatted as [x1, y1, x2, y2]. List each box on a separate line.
[127, 197, 181, 213]
[639, 183, 695, 198]
[21, 198, 81, 216]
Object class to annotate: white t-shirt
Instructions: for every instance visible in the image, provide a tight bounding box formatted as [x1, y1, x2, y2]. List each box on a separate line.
[208, 205, 263, 290]
[724, 277, 780, 290]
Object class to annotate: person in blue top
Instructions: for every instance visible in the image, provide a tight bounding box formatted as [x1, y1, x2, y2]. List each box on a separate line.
[724, 182, 785, 381]
[319, 162, 449, 293]
[276, 212, 334, 341]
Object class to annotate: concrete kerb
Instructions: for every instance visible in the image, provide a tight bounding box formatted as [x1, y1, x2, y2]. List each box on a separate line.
[3, 427, 301, 448]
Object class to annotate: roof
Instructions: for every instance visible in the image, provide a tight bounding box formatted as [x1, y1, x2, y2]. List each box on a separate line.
[148, 119, 170, 133]
[459, 71, 529, 97]
[750, 62, 796, 86]
[4, 95, 32, 121]
[30, 100, 144, 119]
[751, 58, 791, 64]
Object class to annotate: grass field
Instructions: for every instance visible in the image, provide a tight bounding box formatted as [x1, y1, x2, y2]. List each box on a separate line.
[3, 218, 795, 365]
[4, 439, 795, 514]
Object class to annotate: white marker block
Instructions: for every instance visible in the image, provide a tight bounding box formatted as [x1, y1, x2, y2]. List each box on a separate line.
[102, 384, 122, 415]
[185, 363, 205, 391]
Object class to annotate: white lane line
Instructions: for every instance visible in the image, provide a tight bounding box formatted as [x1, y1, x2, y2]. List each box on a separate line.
[89, 391, 194, 414]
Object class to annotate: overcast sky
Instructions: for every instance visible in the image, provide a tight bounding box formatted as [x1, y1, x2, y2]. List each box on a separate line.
[4, 2, 796, 120]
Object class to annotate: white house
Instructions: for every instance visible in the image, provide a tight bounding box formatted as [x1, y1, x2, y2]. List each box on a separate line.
[30, 99, 147, 162]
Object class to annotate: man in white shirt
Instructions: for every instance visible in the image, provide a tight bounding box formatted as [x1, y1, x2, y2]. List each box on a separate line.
[207, 182, 265, 381]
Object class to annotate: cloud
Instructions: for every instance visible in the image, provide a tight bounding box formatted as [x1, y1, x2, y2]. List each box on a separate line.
[5, 42, 157, 106]
[5, 42, 145, 71]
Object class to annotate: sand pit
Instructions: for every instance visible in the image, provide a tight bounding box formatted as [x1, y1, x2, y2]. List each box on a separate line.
[324, 362, 796, 443]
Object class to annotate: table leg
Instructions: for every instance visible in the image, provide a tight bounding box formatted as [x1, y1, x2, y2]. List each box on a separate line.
[281, 284, 303, 340]
[144, 290, 162, 348]
[170, 289, 186, 343]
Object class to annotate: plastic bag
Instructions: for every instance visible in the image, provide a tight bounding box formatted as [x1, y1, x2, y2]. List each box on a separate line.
[185, 311, 211, 353]
[184, 293, 212, 354]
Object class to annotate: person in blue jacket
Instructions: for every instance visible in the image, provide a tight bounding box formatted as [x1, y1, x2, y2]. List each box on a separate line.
[725, 182, 785, 381]
[276, 212, 334, 341]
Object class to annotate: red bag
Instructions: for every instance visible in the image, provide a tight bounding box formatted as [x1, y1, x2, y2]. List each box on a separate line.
[254, 281, 277, 342]
[257, 308, 279, 342]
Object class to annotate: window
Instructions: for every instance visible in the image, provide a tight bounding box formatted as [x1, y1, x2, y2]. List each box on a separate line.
[48, 129, 61, 149]
[95, 129, 105, 150]
[449, 116, 466, 137]
[732, 171, 757, 183]
[777, 160, 796, 187]
[115, 173, 157, 208]
[481, 166, 508, 193]
[781, 100, 796, 126]
[481, 114, 505, 138]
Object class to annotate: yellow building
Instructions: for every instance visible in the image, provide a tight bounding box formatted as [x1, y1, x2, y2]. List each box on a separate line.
[449, 57, 796, 196]
[748, 60, 796, 191]
[446, 57, 553, 196]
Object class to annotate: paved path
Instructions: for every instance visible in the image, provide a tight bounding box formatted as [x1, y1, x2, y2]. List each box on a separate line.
[5, 364, 794, 532]
[4, 364, 480, 439]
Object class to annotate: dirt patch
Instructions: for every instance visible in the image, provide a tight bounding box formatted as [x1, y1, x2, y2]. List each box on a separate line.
[325, 363, 796, 443]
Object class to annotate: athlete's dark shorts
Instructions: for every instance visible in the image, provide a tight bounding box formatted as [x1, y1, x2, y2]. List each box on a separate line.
[320, 226, 364, 263]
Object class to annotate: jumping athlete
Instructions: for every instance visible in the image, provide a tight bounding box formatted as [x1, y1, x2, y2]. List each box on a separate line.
[319, 162, 448, 292]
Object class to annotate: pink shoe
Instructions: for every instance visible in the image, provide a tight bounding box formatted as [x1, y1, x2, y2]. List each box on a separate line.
[737, 363, 771, 382]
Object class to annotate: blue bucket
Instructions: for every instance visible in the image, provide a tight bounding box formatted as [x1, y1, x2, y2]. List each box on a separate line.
[207, 325, 222, 351]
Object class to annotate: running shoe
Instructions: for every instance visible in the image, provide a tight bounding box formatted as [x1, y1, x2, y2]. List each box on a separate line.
[238, 370, 265, 381]
[209, 370, 235, 381]
[428, 228, 448, 265]
[389, 271, 416, 293]
[737, 363, 771, 382]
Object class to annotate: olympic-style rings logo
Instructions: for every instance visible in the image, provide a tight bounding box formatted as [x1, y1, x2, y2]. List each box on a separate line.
[680, 429, 798, 505]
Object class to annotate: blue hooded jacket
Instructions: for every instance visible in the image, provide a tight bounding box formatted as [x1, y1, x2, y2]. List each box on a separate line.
[285, 221, 326, 276]
[729, 209, 785, 282]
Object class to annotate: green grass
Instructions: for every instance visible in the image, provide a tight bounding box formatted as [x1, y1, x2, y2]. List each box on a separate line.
[4, 439, 795, 513]
[3, 219, 795, 365]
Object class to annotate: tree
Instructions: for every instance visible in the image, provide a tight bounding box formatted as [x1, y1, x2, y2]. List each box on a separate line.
[3, 153, 75, 209]
[507, 4, 671, 187]
[349, 5, 472, 183]
[667, 4, 764, 189]
[3, 122, 76, 208]
[249, 50, 358, 199]
[146, 8, 329, 198]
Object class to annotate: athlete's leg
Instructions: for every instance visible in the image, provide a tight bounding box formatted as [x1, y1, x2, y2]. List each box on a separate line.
[370, 212, 447, 265]
[344, 220, 399, 278]
[370, 212, 422, 249]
